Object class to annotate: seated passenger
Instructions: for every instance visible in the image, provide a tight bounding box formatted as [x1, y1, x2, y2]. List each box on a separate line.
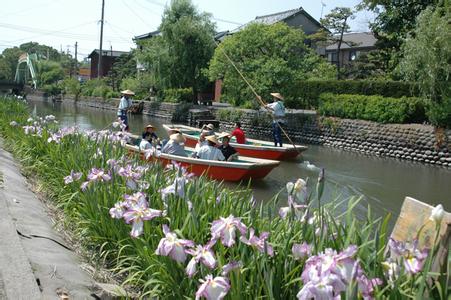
[195, 135, 225, 161]
[218, 133, 238, 162]
[139, 132, 153, 151]
[161, 128, 181, 147]
[194, 130, 209, 152]
[201, 123, 215, 136]
[231, 121, 246, 144]
[144, 124, 159, 145]
[161, 133, 187, 157]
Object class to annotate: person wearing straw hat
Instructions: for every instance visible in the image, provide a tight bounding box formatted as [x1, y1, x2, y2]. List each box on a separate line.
[140, 124, 160, 151]
[194, 130, 209, 153]
[218, 132, 238, 161]
[201, 123, 215, 136]
[194, 135, 225, 161]
[143, 124, 159, 145]
[117, 89, 135, 131]
[161, 133, 188, 157]
[266, 92, 286, 147]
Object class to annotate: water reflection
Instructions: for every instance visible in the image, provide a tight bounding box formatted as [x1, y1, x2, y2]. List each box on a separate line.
[29, 99, 451, 220]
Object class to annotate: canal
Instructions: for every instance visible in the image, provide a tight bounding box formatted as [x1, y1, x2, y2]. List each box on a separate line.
[28, 99, 451, 220]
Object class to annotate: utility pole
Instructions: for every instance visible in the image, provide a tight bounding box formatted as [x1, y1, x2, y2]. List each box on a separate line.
[320, 1, 326, 19]
[98, 0, 105, 78]
[74, 41, 78, 78]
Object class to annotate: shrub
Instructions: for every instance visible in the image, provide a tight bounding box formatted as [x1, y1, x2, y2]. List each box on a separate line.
[80, 78, 114, 99]
[318, 93, 427, 124]
[216, 108, 246, 123]
[60, 78, 82, 100]
[163, 88, 193, 103]
[120, 73, 156, 100]
[286, 80, 420, 109]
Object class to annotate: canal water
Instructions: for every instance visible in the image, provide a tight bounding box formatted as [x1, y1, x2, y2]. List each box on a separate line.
[28, 99, 451, 221]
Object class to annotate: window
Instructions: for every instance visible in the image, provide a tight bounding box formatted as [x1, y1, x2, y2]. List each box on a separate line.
[328, 52, 338, 63]
[349, 50, 360, 61]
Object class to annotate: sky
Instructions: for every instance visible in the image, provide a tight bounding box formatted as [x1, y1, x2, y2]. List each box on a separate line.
[0, 0, 374, 60]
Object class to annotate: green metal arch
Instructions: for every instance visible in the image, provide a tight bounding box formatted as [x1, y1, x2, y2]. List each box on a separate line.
[14, 53, 37, 88]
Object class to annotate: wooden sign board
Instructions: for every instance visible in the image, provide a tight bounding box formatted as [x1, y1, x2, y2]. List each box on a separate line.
[391, 197, 450, 271]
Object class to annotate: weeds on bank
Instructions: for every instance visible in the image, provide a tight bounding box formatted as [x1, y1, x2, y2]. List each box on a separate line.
[0, 96, 448, 299]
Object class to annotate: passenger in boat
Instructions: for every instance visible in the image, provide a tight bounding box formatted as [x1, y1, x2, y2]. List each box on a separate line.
[161, 128, 181, 147]
[161, 133, 188, 157]
[195, 135, 225, 161]
[218, 133, 238, 162]
[231, 122, 246, 144]
[201, 123, 215, 136]
[117, 89, 134, 131]
[194, 131, 209, 153]
[143, 124, 159, 146]
[139, 132, 153, 151]
[266, 92, 286, 147]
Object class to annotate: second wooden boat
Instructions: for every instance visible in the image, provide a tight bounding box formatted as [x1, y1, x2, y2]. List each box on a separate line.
[163, 124, 307, 160]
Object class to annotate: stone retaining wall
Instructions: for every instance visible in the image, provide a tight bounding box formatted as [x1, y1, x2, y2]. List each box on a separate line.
[210, 108, 451, 168]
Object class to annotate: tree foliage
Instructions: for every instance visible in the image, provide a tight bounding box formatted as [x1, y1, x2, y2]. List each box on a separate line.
[208, 23, 336, 107]
[137, 0, 215, 100]
[358, 0, 438, 73]
[320, 7, 355, 79]
[107, 52, 137, 91]
[35, 60, 64, 86]
[398, 6, 451, 127]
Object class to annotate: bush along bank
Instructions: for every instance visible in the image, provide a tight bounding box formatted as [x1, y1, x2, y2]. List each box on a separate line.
[1, 97, 448, 299]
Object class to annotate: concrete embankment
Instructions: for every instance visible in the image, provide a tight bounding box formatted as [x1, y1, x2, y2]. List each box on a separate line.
[0, 139, 95, 299]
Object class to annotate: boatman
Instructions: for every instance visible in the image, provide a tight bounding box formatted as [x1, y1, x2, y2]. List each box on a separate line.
[117, 89, 134, 131]
[265, 92, 286, 147]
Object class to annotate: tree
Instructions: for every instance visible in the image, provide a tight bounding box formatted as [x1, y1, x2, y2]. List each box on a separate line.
[342, 51, 386, 79]
[321, 7, 355, 79]
[157, 0, 215, 100]
[398, 6, 451, 127]
[358, 0, 438, 74]
[0, 47, 23, 81]
[208, 23, 336, 107]
[35, 60, 64, 86]
[108, 52, 136, 91]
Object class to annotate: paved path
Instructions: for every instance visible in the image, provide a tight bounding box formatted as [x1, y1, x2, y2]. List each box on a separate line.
[0, 139, 95, 299]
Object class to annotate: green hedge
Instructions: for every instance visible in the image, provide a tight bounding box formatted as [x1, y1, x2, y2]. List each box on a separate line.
[163, 88, 193, 103]
[286, 80, 419, 109]
[318, 93, 428, 124]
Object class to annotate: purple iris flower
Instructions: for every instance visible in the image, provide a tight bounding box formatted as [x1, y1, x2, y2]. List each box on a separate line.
[87, 168, 111, 182]
[388, 238, 429, 274]
[240, 228, 273, 256]
[211, 215, 247, 247]
[195, 275, 230, 300]
[155, 225, 194, 263]
[160, 177, 187, 200]
[221, 261, 242, 276]
[123, 200, 162, 238]
[109, 201, 128, 219]
[63, 170, 83, 185]
[185, 241, 217, 277]
[123, 192, 148, 209]
[292, 242, 312, 260]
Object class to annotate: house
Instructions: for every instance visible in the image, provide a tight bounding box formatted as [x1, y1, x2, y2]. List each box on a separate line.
[133, 30, 162, 50]
[325, 32, 377, 67]
[88, 49, 129, 79]
[219, 7, 326, 52]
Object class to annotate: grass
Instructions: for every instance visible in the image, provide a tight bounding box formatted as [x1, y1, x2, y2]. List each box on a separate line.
[0, 96, 448, 299]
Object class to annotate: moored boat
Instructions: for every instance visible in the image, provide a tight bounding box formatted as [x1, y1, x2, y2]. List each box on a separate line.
[163, 124, 307, 160]
[126, 144, 280, 182]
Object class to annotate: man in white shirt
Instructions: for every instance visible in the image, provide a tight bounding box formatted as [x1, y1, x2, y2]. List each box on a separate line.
[117, 89, 134, 131]
[161, 133, 188, 157]
[139, 132, 153, 151]
[195, 135, 225, 161]
[266, 92, 286, 147]
[194, 130, 209, 153]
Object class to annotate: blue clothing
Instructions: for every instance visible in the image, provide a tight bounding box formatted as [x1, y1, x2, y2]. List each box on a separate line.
[273, 122, 283, 147]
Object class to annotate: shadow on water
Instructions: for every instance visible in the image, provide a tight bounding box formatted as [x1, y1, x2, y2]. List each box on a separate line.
[29, 99, 451, 221]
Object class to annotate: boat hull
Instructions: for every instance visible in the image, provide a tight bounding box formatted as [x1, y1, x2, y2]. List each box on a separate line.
[126, 145, 279, 182]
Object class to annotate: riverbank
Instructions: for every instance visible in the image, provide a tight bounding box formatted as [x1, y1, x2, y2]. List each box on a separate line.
[28, 92, 451, 168]
[2, 96, 449, 299]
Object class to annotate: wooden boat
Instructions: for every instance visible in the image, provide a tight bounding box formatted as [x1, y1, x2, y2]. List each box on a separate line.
[125, 144, 280, 182]
[163, 124, 307, 161]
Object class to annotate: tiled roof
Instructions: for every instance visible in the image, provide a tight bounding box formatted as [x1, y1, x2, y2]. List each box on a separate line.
[325, 32, 377, 50]
[229, 7, 321, 34]
[133, 30, 161, 41]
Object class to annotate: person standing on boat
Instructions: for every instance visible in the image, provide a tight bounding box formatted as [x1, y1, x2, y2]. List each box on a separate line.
[265, 92, 286, 147]
[218, 133, 238, 161]
[195, 135, 225, 161]
[117, 89, 134, 131]
[161, 133, 188, 157]
[230, 122, 246, 144]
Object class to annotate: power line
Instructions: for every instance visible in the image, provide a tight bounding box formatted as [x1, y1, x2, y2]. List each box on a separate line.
[122, 0, 154, 27]
[2, 0, 61, 19]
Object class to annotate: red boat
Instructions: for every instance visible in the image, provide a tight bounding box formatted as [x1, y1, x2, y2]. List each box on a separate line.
[163, 124, 307, 161]
[126, 144, 280, 182]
